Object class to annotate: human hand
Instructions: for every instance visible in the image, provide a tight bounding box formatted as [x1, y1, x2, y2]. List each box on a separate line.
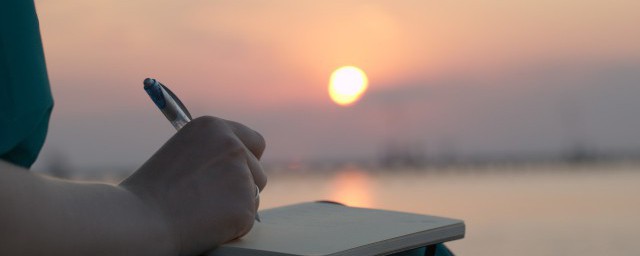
[120, 116, 267, 256]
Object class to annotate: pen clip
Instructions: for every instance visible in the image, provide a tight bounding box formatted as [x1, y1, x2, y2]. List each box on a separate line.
[159, 83, 192, 120]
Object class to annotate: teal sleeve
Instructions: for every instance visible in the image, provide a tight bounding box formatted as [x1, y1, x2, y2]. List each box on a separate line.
[0, 0, 54, 168]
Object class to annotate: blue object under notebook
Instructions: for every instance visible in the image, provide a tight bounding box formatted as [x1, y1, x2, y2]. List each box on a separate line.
[391, 244, 454, 256]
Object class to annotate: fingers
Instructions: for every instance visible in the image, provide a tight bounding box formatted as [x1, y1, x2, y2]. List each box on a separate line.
[225, 120, 266, 159]
[226, 120, 266, 220]
[221, 119, 268, 191]
[246, 150, 268, 191]
[186, 116, 267, 191]
[185, 116, 266, 159]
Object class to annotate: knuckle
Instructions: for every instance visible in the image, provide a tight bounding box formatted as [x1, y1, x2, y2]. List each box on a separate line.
[192, 116, 227, 130]
[226, 199, 256, 238]
[254, 131, 267, 155]
[191, 115, 215, 125]
[218, 136, 246, 159]
[257, 175, 267, 191]
[228, 121, 266, 154]
[236, 213, 255, 237]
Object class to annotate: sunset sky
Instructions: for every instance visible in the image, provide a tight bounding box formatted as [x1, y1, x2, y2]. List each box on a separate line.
[31, 0, 640, 169]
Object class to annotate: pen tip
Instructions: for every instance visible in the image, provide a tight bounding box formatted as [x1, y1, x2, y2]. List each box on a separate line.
[143, 78, 156, 88]
[143, 78, 166, 109]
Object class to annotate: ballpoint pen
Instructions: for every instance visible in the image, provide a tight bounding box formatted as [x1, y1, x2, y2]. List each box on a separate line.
[143, 78, 261, 222]
[143, 78, 192, 130]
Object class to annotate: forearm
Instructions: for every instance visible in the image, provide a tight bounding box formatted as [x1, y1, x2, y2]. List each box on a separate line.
[0, 161, 178, 256]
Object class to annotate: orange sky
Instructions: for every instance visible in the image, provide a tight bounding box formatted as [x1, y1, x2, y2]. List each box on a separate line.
[37, 0, 639, 107]
[31, 0, 640, 168]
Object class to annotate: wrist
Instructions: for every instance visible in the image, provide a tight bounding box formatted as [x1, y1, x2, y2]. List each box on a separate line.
[116, 185, 181, 256]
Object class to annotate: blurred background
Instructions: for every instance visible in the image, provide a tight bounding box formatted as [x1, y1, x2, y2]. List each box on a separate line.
[31, 0, 640, 255]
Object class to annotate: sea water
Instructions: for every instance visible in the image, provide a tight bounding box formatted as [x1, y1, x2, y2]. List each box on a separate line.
[260, 162, 640, 256]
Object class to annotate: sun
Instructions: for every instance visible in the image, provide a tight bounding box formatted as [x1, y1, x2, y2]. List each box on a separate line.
[328, 66, 368, 106]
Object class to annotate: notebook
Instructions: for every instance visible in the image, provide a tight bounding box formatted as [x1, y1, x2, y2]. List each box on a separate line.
[207, 201, 465, 256]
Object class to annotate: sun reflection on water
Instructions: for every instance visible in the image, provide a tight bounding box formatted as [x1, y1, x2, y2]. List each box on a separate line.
[329, 166, 374, 207]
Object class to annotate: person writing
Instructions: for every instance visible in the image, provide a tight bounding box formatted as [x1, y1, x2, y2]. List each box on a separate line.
[0, 1, 266, 255]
